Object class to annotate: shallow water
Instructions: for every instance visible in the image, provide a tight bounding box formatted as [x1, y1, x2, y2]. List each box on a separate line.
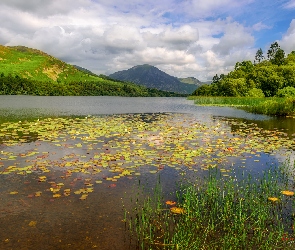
[0, 96, 294, 249]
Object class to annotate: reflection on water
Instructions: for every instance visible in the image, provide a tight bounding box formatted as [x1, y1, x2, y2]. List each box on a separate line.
[0, 96, 294, 249]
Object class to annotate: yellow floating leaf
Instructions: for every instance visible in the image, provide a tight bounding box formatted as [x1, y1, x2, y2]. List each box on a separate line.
[79, 194, 88, 200]
[268, 197, 279, 202]
[170, 207, 185, 214]
[86, 188, 94, 193]
[166, 200, 177, 206]
[28, 221, 37, 227]
[281, 190, 294, 196]
[50, 188, 60, 193]
[53, 194, 61, 198]
[9, 191, 18, 195]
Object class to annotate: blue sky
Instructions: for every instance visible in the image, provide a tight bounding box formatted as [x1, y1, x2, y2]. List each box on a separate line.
[0, 0, 295, 81]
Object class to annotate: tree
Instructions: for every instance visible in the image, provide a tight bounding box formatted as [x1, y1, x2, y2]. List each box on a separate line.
[267, 42, 285, 65]
[254, 48, 264, 63]
[234, 61, 254, 74]
[212, 74, 225, 83]
[212, 74, 219, 83]
[193, 84, 212, 96]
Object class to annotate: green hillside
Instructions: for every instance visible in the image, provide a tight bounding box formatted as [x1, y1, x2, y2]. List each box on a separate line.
[0, 45, 185, 97]
[0, 45, 98, 82]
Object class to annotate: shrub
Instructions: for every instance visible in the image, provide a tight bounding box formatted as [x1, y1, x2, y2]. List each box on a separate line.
[276, 86, 295, 97]
[246, 88, 265, 97]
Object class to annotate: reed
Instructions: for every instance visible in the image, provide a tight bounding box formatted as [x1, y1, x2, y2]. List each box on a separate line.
[188, 96, 295, 116]
[126, 162, 295, 249]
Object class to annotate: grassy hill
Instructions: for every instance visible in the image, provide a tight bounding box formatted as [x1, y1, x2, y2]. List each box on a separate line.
[0, 45, 185, 97]
[178, 77, 209, 87]
[0, 45, 98, 82]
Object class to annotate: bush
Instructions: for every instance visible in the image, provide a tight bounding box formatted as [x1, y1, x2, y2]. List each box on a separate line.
[276, 86, 295, 97]
[246, 88, 265, 97]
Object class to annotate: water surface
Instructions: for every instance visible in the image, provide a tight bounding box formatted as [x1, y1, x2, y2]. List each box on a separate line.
[0, 96, 294, 250]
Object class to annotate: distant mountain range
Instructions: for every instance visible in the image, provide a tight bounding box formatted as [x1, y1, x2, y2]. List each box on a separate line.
[0, 45, 205, 96]
[109, 64, 205, 94]
[0, 45, 188, 97]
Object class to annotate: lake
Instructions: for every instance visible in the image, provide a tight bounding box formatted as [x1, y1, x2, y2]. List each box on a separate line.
[0, 96, 294, 249]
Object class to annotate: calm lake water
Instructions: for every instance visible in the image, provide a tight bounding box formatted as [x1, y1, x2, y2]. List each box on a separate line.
[0, 96, 294, 250]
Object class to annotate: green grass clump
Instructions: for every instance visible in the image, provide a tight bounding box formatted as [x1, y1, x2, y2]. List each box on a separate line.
[188, 96, 295, 116]
[127, 166, 295, 249]
[188, 96, 266, 107]
[244, 98, 295, 116]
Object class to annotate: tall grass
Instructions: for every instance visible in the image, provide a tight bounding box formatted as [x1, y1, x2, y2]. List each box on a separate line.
[188, 96, 266, 106]
[126, 163, 295, 249]
[188, 96, 295, 116]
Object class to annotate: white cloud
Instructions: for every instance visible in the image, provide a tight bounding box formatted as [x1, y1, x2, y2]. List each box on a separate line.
[0, 0, 285, 81]
[280, 19, 295, 53]
[182, 0, 254, 18]
[253, 22, 272, 31]
[212, 21, 254, 55]
[284, 0, 295, 9]
[102, 25, 144, 53]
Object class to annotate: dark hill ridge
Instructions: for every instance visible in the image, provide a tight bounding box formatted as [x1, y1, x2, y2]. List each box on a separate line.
[109, 64, 198, 94]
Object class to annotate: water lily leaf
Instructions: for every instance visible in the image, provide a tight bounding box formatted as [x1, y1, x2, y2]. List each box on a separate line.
[166, 200, 177, 206]
[170, 207, 185, 214]
[79, 194, 88, 200]
[268, 197, 279, 202]
[35, 191, 42, 197]
[28, 221, 37, 227]
[281, 190, 294, 196]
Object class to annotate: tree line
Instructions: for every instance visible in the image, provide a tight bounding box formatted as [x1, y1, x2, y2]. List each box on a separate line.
[0, 73, 186, 97]
[193, 42, 295, 97]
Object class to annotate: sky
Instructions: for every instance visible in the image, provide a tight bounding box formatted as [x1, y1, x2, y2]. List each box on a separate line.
[0, 0, 295, 81]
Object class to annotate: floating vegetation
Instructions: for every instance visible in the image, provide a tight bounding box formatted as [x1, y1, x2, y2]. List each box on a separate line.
[0, 113, 294, 202]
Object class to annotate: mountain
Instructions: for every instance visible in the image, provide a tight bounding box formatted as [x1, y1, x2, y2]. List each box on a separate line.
[109, 64, 198, 94]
